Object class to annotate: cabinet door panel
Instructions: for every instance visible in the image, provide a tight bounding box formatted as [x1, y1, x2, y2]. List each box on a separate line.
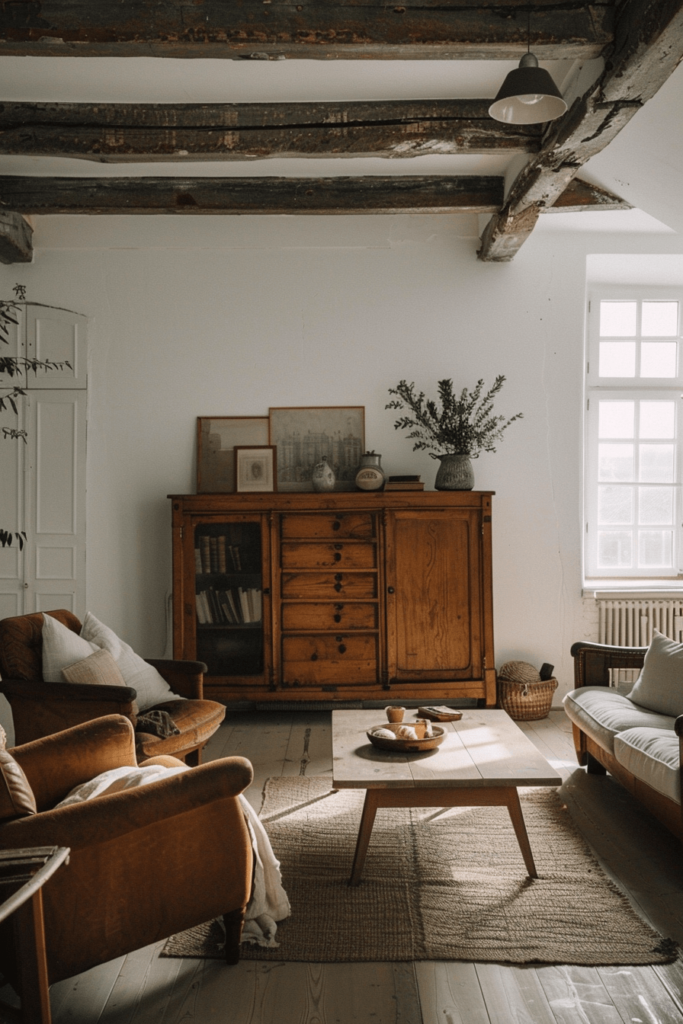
[281, 542, 376, 569]
[282, 602, 378, 631]
[281, 572, 377, 599]
[389, 511, 481, 678]
[281, 513, 375, 540]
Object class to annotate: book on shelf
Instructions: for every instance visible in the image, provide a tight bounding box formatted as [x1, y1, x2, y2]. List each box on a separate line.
[217, 535, 227, 573]
[384, 481, 425, 491]
[194, 548, 202, 574]
[196, 585, 262, 626]
[388, 475, 421, 482]
[199, 536, 211, 573]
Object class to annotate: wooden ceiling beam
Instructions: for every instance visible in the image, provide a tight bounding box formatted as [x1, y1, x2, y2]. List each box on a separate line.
[478, 0, 683, 261]
[0, 212, 32, 263]
[546, 177, 631, 213]
[0, 3, 613, 59]
[0, 100, 542, 159]
[0, 175, 504, 215]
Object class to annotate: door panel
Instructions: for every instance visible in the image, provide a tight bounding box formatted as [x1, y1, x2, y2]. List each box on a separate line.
[26, 307, 87, 389]
[388, 511, 482, 680]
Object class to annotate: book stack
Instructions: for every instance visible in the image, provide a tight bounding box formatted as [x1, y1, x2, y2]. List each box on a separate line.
[196, 539, 242, 574]
[196, 585, 262, 625]
[384, 475, 424, 492]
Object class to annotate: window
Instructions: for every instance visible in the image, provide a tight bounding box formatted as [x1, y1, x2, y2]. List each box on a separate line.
[585, 290, 683, 580]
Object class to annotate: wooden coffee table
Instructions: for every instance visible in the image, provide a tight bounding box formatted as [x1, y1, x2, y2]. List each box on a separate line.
[332, 709, 562, 886]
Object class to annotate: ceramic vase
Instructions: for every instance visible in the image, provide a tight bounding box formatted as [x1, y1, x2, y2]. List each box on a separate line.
[434, 453, 474, 491]
[355, 452, 385, 491]
[311, 457, 336, 492]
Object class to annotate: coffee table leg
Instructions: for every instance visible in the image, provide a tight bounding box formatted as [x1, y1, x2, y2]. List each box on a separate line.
[504, 788, 538, 879]
[349, 790, 380, 886]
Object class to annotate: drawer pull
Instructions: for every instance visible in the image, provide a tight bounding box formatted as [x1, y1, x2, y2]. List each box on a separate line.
[333, 614, 341, 623]
[334, 583, 342, 592]
[333, 552, 342, 562]
[338, 644, 347, 654]
[335, 573, 343, 581]
[332, 521, 341, 531]
[311, 653, 318, 661]
[388, 586, 395, 594]
[335, 635, 343, 642]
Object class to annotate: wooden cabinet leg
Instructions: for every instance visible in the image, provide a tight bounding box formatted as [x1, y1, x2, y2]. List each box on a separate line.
[349, 791, 380, 887]
[504, 789, 538, 880]
[14, 889, 51, 1024]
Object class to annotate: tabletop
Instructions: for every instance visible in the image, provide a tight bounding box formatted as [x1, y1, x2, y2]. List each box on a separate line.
[331, 709, 563, 790]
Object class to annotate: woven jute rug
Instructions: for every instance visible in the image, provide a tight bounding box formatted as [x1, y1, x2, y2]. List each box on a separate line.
[162, 777, 676, 965]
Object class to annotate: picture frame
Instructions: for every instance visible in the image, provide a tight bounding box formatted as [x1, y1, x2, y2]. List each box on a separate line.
[197, 416, 269, 493]
[234, 446, 277, 493]
[269, 406, 365, 492]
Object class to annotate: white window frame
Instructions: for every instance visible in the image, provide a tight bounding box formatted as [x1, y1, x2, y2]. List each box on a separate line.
[585, 285, 683, 582]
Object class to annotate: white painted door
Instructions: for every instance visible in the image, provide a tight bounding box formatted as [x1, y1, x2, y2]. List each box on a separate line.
[0, 304, 87, 619]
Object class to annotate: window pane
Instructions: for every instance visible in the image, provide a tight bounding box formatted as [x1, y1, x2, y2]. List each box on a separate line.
[600, 301, 637, 337]
[639, 444, 675, 482]
[639, 401, 675, 438]
[599, 341, 636, 377]
[599, 401, 634, 439]
[597, 531, 632, 568]
[641, 301, 679, 337]
[598, 486, 633, 524]
[638, 530, 673, 568]
[639, 487, 674, 525]
[599, 444, 634, 481]
[640, 342, 677, 377]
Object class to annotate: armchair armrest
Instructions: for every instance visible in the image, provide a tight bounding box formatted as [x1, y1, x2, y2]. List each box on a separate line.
[145, 659, 208, 700]
[570, 641, 647, 690]
[11, 715, 137, 811]
[0, 677, 138, 747]
[0, 755, 254, 850]
[0, 677, 137, 705]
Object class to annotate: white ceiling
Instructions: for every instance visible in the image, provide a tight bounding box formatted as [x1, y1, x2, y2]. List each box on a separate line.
[0, 54, 680, 236]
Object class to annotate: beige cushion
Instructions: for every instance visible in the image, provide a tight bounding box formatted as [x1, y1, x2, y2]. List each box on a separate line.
[62, 648, 127, 687]
[563, 687, 675, 754]
[614, 727, 681, 804]
[42, 612, 98, 681]
[629, 630, 683, 718]
[0, 728, 36, 821]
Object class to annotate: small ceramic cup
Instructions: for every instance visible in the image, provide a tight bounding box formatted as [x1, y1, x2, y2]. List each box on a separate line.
[386, 706, 406, 723]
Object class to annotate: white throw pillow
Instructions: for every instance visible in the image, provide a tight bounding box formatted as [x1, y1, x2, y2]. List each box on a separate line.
[42, 614, 99, 681]
[80, 612, 182, 712]
[629, 630, 683, 718]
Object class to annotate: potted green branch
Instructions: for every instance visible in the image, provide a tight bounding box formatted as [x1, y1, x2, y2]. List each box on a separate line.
[386, 377, 523, 490]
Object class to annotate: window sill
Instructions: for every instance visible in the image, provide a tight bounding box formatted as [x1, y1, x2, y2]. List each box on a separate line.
[584, 583, 683, 599]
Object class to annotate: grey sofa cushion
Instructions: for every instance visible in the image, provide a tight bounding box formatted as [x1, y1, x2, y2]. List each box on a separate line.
[629, 630, 683, 718]
[563, 687, 675, 754]
[614, 727, 681, 804]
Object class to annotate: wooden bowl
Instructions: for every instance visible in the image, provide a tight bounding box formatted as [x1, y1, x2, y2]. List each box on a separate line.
[366, 722, 446, 753]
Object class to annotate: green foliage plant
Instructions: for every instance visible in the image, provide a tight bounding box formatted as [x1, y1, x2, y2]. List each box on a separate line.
[386, 377, 523, 459]
[0, 284, 71, 549]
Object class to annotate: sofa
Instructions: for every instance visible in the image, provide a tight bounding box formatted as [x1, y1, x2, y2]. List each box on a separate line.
[565, 632, 683, 841]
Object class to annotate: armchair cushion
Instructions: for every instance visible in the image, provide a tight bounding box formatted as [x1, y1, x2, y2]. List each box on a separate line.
[614, 727, 681, 804]
[628, 630, 683, 718]
[62, 648, 127, 689]
[41, 613, 97, 682]
[563, 686, 674, 753]
[135, 698, 225, 759]
[80, 612, 181, 711]
[0, 745, 36, 821]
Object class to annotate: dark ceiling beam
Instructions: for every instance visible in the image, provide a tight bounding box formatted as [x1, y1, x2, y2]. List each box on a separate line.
[545, 177, 631, 213]
[0, 212, 32, 263]
[0, 175, 504, 215]
[0, 3, 614, 59]
[478, 0, 683, 261]
[0, 100, 542, 160]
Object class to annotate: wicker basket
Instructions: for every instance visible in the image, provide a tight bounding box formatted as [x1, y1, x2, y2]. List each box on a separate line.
[497, 676, 558, 721]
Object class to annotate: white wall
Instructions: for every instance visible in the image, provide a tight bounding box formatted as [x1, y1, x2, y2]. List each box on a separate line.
[2, 213, 681, 706]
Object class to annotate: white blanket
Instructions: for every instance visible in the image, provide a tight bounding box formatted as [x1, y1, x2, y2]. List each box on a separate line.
[55, 764, 291, 947]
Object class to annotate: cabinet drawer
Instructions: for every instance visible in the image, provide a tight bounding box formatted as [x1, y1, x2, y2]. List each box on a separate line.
[281, 572, 377, 600]
[281, 513, 375, 540]
[281, 542, 376, 569]
[282, 602, 378, 631]
[282, 634, 378, 685]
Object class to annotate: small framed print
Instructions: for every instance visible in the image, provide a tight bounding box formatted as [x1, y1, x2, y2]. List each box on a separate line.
[234, 446, 277, 493]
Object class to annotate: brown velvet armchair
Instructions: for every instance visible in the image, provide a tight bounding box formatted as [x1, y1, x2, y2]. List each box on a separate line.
[0, 610, 225, 764]
[0, 715, 254, 987]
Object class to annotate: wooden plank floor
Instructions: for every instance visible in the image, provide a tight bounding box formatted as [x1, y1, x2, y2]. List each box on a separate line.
[39, 710, 683, 1024]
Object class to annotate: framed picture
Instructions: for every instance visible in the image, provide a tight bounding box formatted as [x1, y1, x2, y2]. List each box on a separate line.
[235, 446, 277, 493]
[269, 406, 365, 492]
[197, 417, 269, 493]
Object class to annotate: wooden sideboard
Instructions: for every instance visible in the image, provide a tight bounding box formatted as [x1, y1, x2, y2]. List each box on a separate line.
[169, 491, 496, 705]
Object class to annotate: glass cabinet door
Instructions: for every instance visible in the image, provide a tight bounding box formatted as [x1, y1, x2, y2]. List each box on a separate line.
[193, 520, 264, 678]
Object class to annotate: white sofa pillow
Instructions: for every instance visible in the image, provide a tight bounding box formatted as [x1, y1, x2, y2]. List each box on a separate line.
[629, 630, 683, 718]
[80, 612, 182, 712]
[42, 614, 99, 681]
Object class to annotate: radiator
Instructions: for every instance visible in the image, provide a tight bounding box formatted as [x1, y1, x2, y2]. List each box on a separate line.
[598, 599, 683, 647]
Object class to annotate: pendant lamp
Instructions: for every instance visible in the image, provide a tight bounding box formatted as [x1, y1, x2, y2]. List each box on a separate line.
[489, 52, 567, 125]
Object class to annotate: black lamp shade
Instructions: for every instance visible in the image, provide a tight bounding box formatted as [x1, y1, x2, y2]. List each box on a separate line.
[489, 54, 567, 125]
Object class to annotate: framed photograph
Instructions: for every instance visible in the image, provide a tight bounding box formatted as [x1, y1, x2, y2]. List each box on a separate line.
[197, 417, 269, 493]
[269, 406, 365, 492]
[235, 446, 277, 493]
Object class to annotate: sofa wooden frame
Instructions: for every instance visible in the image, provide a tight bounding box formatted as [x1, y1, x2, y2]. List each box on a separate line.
[570, 640, 683, 842]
